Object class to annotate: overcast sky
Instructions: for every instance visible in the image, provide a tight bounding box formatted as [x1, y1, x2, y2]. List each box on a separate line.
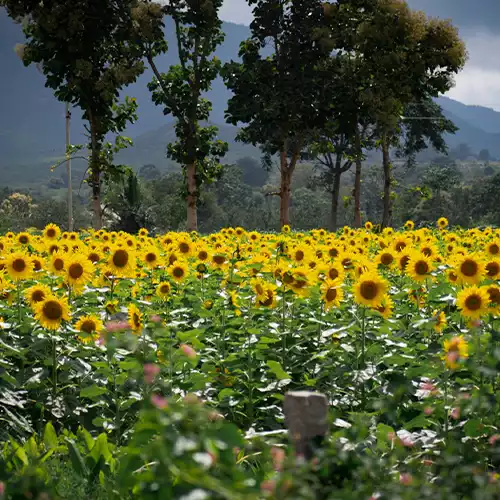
[220, 0, 500, 110]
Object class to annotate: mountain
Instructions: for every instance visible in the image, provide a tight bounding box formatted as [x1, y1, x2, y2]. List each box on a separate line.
[2, 6, 500, 189]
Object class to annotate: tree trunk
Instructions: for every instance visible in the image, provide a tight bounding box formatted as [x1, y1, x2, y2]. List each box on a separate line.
[186, 162, 198, 232]
[89, 110, 102, 230]
[381, 135, 392, 229]
[279, 149, 299, 228]
[353, 128, 362, 228]
[330, 155, 342, 232]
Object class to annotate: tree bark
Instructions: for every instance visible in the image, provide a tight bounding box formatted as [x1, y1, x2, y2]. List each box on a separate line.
[186, 162, 198, 232]
[353, 127, 362, 228]
[88, 109, 102, 230]
[330, 154, 342, 232]
[381, 135, 392, 229]
[279, 148, 299, 228]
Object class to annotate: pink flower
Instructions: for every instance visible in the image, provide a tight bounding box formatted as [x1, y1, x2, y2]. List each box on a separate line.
[399, 473, 413, 486]
[450, 407, 461, 420]
[424, 406, 434, 415]
[489, 434, 500, 446]
[260, 480, 276, 494]
[151, 394, 167, 410]
[151, 315, 162, 323]
[0, 482, 5, 496]
[400, 437, 414, 448]
[180, 343, 197, 359]
[470, 319, 481, 329]
[105, 320, 129, 332]
[144, 363, 160, 384]
[270, 447, 286, 471]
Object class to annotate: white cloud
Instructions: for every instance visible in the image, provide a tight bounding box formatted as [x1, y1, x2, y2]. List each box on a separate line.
[445, 31, 500, 110]
[220, 0, 252, 25]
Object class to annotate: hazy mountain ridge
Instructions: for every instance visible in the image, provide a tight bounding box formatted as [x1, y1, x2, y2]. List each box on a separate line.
[1, 7, 500, 188]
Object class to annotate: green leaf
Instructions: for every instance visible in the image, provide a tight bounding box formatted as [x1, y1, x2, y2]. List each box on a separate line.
[66, 439, 88, 478]
[90, 434, 112, 465]
[464, 419, 484, 438]
[80, 385, 107, 399]
[376, 423, 395, 452]
[266, 360, 290, 380]
[43, 422, 58, 449]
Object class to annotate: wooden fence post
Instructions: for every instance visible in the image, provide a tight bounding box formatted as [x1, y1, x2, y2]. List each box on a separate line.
[284, 391, 328, 459]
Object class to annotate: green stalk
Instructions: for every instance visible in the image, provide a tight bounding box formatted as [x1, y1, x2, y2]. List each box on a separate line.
[247, 328, 254, 426]
[52, 336, 57, 400]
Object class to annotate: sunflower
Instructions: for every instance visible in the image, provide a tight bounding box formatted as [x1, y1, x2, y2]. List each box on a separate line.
[289, 267, 311, 296]
[396, 251, 411, 272]
[75, 315, 104, 344]
[255, 283, 277, 308]
[31, 255, 45, 272]
[377, 250, 396, 268]
[454, 254, 485, 285]
[138, 228, 149, 238]
[290, 245, 311, 264]
[34, 295, 70, 330]
[6, 251, 33, 281]
[446, 269, 459, 285]
[65, 253, 93, 288]
[195, 245, 209, 262]
[443, 336, 469, 369]
[43, 223, 61, 240]
[168, 260, 189, 282]
[432, 310, 447, 333]
[229, 291, 242, 316]
[210, 252, 228, 269]
[320, 281, 344, 311]
[25, 284, 51, 307]
[128, 304, 143, 333]
[484, 259, 500, 280]
[456, 286, 490, 320]
[486, 240, 500, 257]
[177, 238, 193, 256]
[107, 247, 136, 277]
[156, 281, 171, 300]
[17, 232, 31, 246]
[105, 300, 119, 315]
[374, 295, 393, 319]
[49, 251, 66, 276]
[483, 285, 500, 314]
[437, 217, 449, 229]
[142, 247, 163, 269]
[364, 221, 373, 230]
[282, 224, 291, 234]
[353, 272, 388, 308]
[406, 252, 433, 283]
[404, 220, 415, 230]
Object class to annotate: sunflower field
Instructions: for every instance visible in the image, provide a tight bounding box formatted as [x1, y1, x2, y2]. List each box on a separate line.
[0, 220, 500, 499]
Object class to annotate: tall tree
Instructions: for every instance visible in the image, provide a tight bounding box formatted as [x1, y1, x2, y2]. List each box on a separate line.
[1, 0, 162, 229]
[223, 0, 334, 228]
[354, 0, 466, 228]
[141, 0, 228, 231]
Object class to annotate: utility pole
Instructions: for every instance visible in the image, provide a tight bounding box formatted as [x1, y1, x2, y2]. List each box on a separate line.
[66, 102, 73, 231]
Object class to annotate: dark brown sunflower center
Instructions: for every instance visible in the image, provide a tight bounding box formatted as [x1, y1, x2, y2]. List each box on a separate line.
[381, 253, 394, 266]
[395, 242, 406, 251]
[487, 287, 500, 304]
[400, 255, 410, 269]
[198, 250, 208, 260]
[489, 244, 499, 255]
[179, 242, 190, 254]
[260, 290, 274, 307]
[33, 259, 42, 271]
[145, 253, 157, 263]
[19, 235, 29, 244]
[53, 258, 64, 271]
[328, 268, 339, 280]
[465, 294, 482, 311]
[68, 263, 84, 279]
[112, 250, 129, 268]
[46, 229, 56, 238]
[160, 284, 170, 294]
[80, 320, 96, 333]
[326, 288, 337, 302]
[422, 248, 432, 257]
[213, 255, 225, 265]
[295, 250, 304, 261]
[31, 290, 45, 303]
[133, 313, 141, 327]
[172, 266, 185, 278]
[461, 260, 478, 277]
[328, 248, 339, 258]
[88, 252, 99, 263]
[49, 245, 59, 254]
[360, 281, 378, 300]
[415, 261, 429, 275]
[486, 262, 499, 277]
[12, 258, 26, 273]
[43, 301, 63, 320]
[293, 276, 307, 289]
[255, 283, 264, 295]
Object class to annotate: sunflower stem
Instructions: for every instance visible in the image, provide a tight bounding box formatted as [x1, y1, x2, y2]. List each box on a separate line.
[247, 327, 254, 426]
[443, 368, 449, 445]
[52, 336, 57, 401]
[360, 306, 367, 410]
[17, 281, 22, 325]
[281, 286, 286, 366]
